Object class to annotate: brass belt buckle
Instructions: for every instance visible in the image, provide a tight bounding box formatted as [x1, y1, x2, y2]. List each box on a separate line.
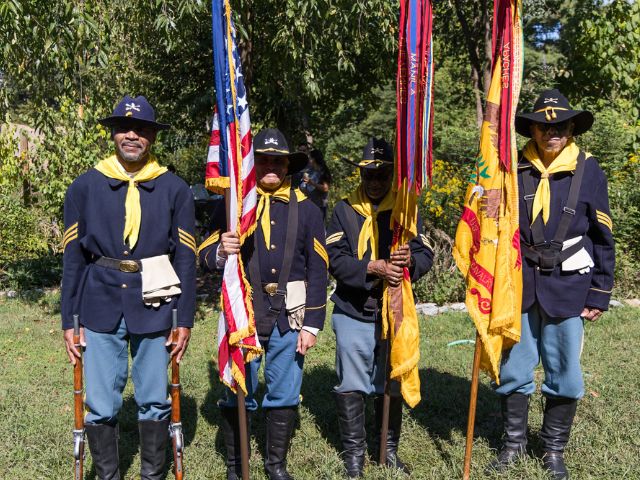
[119, 260, 140, 273]
[264, 283, 278, 295]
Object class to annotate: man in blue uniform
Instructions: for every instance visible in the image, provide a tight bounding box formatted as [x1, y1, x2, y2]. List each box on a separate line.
[61, 95, 196, 480]
[199, 128, 328, 480]
[487, 90, 615, 480]
[326, 138, 433, 478]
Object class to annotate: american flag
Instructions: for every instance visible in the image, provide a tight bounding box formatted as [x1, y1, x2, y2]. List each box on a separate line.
[206, 0, 260, 394]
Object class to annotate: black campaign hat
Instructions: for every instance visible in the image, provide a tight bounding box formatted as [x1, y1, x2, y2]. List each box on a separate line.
[515, 89, 593, 137]
[343, 137, 394, 169]
[99, 95, 170, 131]
[253, 128, 308, 175]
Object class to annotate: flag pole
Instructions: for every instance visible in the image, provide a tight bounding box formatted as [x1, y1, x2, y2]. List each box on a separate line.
[237, 386, 250, 480]
[462, 332, 482, 480]
[378, 337, 391, 466]
[224, 190, 250, 480]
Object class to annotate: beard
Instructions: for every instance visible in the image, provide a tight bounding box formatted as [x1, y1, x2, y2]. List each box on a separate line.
[116, 142, 149, 164]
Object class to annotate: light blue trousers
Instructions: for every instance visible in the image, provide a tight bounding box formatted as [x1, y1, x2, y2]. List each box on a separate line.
[495, 303, 585, 399]
[84, 317, 171, 424]
[219, 325, 304, 411]
[332, 306, 399, 396]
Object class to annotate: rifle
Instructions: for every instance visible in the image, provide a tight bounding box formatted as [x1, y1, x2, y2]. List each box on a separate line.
[72, 314, 85, 480]
[169, 308, 185, 479]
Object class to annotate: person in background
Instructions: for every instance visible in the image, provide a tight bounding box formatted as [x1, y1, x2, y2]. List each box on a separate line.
[300, 149, 331, 220]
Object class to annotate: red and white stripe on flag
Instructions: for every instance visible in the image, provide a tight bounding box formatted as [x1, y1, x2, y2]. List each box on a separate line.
[211, 0, 261, 395]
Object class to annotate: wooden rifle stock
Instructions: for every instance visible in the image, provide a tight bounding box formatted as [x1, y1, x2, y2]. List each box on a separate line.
[72, 314, 85, 480]
[170, 309, 185, 479]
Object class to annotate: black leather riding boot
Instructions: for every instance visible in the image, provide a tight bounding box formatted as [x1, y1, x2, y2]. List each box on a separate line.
[220, 407, 252, 480]
[540, 397, 577, 480]
[264, 407, 297, 480]
[139, 418, 169, 480]
[373, 395, 410, 474]
[334, 391, 367, 478]
[485, 392, 529, 473]
[85, 423, 121, 480]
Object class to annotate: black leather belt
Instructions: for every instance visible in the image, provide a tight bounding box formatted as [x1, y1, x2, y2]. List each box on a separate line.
[94, 256, 142, 273]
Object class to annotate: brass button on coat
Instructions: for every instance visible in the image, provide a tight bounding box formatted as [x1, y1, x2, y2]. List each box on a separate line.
[121, 284, 127, 289]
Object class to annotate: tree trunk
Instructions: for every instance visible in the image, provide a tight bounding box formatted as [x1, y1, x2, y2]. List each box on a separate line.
[483, 4, 493, 100]
[452, 0, 486, 126]
[237, 3, 253, 96]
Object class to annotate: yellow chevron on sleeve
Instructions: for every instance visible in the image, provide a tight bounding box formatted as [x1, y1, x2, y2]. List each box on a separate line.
[178, 228, 196, 245]
[420, 233, 433, 250]
[596, 210, 613, 231]
[313, 238, 329, 267]
[197, 230, 221, 255]
[178, 232, 197, 254]
[63, 232, 78, 251]
[326, 232, 343, 245]
[63, 222, 78, 243]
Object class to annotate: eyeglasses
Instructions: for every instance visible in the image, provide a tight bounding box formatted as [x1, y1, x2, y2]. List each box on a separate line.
[533, 121, 572, 133]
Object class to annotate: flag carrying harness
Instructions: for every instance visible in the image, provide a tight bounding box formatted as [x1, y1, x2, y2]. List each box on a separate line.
[247, 189, 299, 340]
[519, 151, 587, 272]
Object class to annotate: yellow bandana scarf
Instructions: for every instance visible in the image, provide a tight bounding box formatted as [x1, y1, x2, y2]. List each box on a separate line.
[95, 154, 167, 248]
[346, 186, 395, 260]
[256, 179, 305, 250]
[523, 139, 580, 225]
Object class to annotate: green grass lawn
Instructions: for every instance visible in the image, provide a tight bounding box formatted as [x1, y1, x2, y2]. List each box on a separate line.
[1, 295, 639, 479]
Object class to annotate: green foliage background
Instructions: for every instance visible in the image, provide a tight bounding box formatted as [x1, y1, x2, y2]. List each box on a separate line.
[1, 0, 638, 300]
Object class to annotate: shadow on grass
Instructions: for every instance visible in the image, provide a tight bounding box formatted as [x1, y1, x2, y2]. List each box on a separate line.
[201, 358, 314, 466]
[300, 364, 342, 451]
[301, 365, 503, 464]
[84, 393, 199, 479]
[199, 360, 254, 466]
[410, 368, 502, 459]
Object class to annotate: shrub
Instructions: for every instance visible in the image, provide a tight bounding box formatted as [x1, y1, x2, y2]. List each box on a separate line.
[413, 226, 466, 305]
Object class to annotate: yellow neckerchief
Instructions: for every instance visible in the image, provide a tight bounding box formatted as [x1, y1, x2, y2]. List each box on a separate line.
[256, 178, 305, 250]
[523, 138, 580, 225]
[95, 154, 167, 248]
[346, 185, 395, 260]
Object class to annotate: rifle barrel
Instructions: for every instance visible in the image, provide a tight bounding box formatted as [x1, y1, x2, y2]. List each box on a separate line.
[170, 309, 184, 479]
[72, 314, 85, 480]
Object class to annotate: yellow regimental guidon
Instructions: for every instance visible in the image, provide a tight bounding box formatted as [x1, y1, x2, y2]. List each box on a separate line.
[596, 210, 613, 232]
[178, 228, 197, 254]
[63, 222, 79, 251]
